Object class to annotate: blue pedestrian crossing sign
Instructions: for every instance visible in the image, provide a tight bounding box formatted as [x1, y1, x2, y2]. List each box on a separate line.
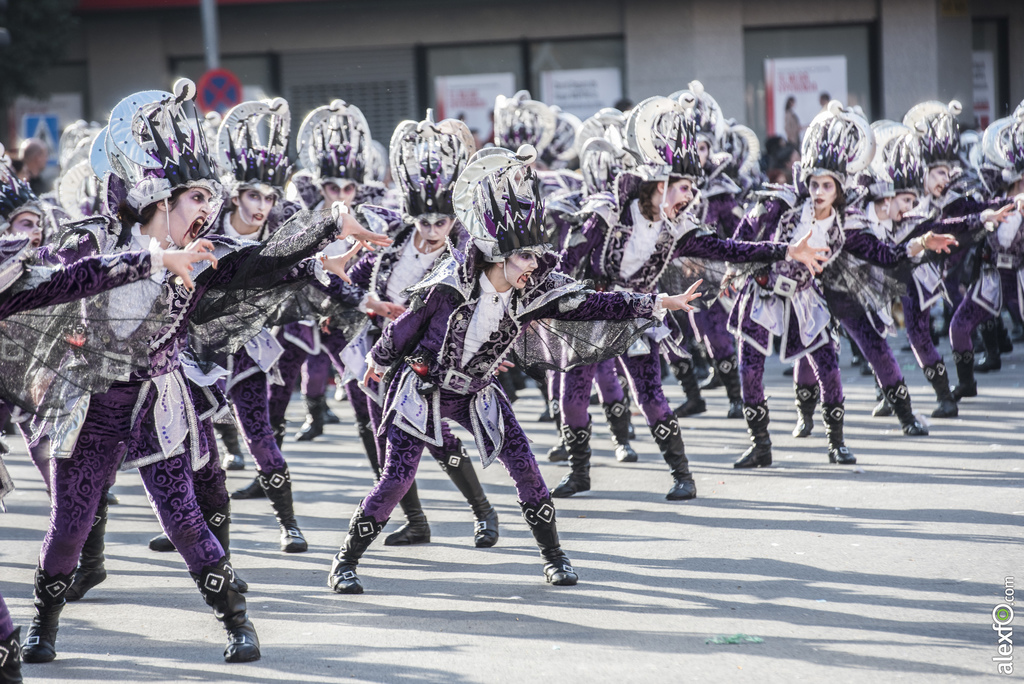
[21, 114, 61, 166]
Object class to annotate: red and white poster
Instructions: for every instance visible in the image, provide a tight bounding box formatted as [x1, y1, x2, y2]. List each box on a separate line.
[540, 67, 622, 120]
[764, 56, 847, 141]
[435, 72, 516, 149]
[972, 51, 995, 129]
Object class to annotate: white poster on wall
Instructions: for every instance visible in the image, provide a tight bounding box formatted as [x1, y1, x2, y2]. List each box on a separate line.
[764, 56, 847, 142]
[972, 51, 995, 129]
[539, 67, 622, 120]
[435, 72, 516, 148]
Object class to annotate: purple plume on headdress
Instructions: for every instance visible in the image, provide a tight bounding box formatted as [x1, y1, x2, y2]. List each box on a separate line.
[482, 171, 545, 253]
[658, 109, 702, 179]
[887, 135, 924, 195]
[147, 99, 217, 186]
[0, 152, 42, 225]
[223, 112, 293, 190]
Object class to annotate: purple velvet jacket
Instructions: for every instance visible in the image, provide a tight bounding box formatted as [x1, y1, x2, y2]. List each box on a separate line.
[0, 249, 154, 321]
[369, 247, 660, 397]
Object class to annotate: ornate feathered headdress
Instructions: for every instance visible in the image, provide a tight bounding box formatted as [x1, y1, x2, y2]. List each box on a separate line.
[668, 80, 725, 146]
[390, 109, 476, 221]
[903, 100, 961, 170]
[719, 120, 761, 179]
[493, 91, 557, 153]
[296, 100, 371, 186]
[799, 100, 874, 185]
[216, 98, 294, 194]
[0, 145, 45, 233]
[624, 92, 704, 181]
[980, 104, 1024, 189]
[94, 78, 220, 211]
[453, 145, 547, 261]
[886, 134, 925, 197]
[579, 129, 636, 195]
[574, 108, 628, 159]
[539, 106, 582, 168]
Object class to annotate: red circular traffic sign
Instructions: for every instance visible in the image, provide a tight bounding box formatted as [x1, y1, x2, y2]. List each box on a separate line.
[196, 68, 243, 114]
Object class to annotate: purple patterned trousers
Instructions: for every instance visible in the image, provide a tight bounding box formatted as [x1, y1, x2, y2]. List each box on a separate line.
[950, 270, 1018, 353]
[40, 383, 224, 576]
[839, 315, 904, 387]
[229, 353, 288, 473]
[361, 388, 548, 523]
[559, 358, 627, 429]
[741, 325, 844, 405]
[563, 343, 672, 431]
[901, 294, 942, 368]
[692, 301, 736, 360]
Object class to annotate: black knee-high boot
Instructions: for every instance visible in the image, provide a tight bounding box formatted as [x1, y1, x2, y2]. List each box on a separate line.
[66, 493, 108, 602]
[21, 567, 75, 663]
[295, 395, 325, 441]
[258, 467, 308, 553]
[519, 499, 578, 586]
[191, 559, 260, 663]
[357, 422, 382, 479]
[671, 358, 706, 417]
[882, 381, 928, 436]
[0, 626, 21, 683]
[792, 383, 819, 438]
[383, 481, 430, 545]
[551, 422, 592, 498]
[602, 399, 638, 462]
[435, 442, 499, 548]
[215, 423, 245, 470]
[923, 360, 958, 417]
[545, 398, 569, 462]
[717, 355, 744, 419]
[952, 350, 977, 399]
[734, 402, 772, 468]
[975, 317, 1002, 372]
[822, 403, 856, 464]
[328, 504, 387, 594]
[651, 417, 697, 500]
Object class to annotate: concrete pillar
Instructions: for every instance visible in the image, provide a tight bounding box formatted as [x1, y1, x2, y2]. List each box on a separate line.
[690, 0, 744, 121]
[880, 0, 972, 122]
[623, 0, 694, 103]
[85, 15, 167, 120]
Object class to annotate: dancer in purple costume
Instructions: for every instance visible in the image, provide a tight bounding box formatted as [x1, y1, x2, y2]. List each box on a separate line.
[327, 144, 704, 594]
[729, 101, 877, 468]
[947, 108, 1024, 400]
[343, 111, 501, 548]
[268, 99, 387, 444]
[539, 106, 643, 463]
[891, 100, 1011, 417]
[789, 131, 958, 439]
[553, 91, 827, 499]
[14, 81, 389, 666]
[0, 145, 220, 680]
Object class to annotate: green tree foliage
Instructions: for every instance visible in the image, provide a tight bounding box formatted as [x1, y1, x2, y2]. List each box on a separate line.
[0, 0, 79, 110]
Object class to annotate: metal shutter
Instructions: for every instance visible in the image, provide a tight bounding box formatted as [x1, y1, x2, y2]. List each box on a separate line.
[281, 47, 416, 143]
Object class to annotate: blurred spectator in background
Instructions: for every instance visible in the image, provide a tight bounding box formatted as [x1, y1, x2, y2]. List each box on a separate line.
[819, 92, 830, 110]
[14, 137, 49, 194]
[784, 96, 800, 144]
[614, 97, 634, 113]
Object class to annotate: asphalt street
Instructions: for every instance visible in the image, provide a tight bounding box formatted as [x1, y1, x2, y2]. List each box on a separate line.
[1, 336, 1021, 683]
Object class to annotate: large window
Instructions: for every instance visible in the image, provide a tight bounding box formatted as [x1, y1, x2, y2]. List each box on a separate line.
[743, 24, 876, 145]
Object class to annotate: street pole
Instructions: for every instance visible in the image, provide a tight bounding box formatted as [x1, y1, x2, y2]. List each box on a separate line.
[200, 0, 219, 71]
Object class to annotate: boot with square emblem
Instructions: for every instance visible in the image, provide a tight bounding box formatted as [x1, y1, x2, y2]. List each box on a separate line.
[520, 499, 578, 586]
[434, 441, 499, 548]
[21, 567, 75, 663]
[329, 504, 387, 594]
[258, 467, 308, 553]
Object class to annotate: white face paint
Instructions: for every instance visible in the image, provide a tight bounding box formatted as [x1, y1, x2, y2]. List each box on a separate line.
[166, 188, 214, 248]
[503, 250, 539, 290]
[8, 211, 42, 247]
[925, 166, 950, 199]
[808, 175, 838, 219]
[414, 215, 454, 252]
[890, 193, 918, 222]
[697, 140, 710, 168]
[233, 186, 278, 233]
[322, 180, 358, 207]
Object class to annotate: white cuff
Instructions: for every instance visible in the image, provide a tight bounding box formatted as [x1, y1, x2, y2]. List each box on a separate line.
[652, 293, 668, 321]
[147, 237, 166, 279]
[365, 351, 387, 376]
[312, 253, 331, 286]
[358, 292, 374, 314]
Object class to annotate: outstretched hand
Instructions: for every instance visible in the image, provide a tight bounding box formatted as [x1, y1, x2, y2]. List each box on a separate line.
[660, 279, 703, 313]
[366, 298, 406, 321]
[333, 202, 393, 251]
[922, 231, 958, 254]
[320, 242, 365, 283]
[166, 241, 218, 291]
[787, 231, 830, 275]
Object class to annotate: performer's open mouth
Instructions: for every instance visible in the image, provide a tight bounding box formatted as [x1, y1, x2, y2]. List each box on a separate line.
[188, 215, 206, 239]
